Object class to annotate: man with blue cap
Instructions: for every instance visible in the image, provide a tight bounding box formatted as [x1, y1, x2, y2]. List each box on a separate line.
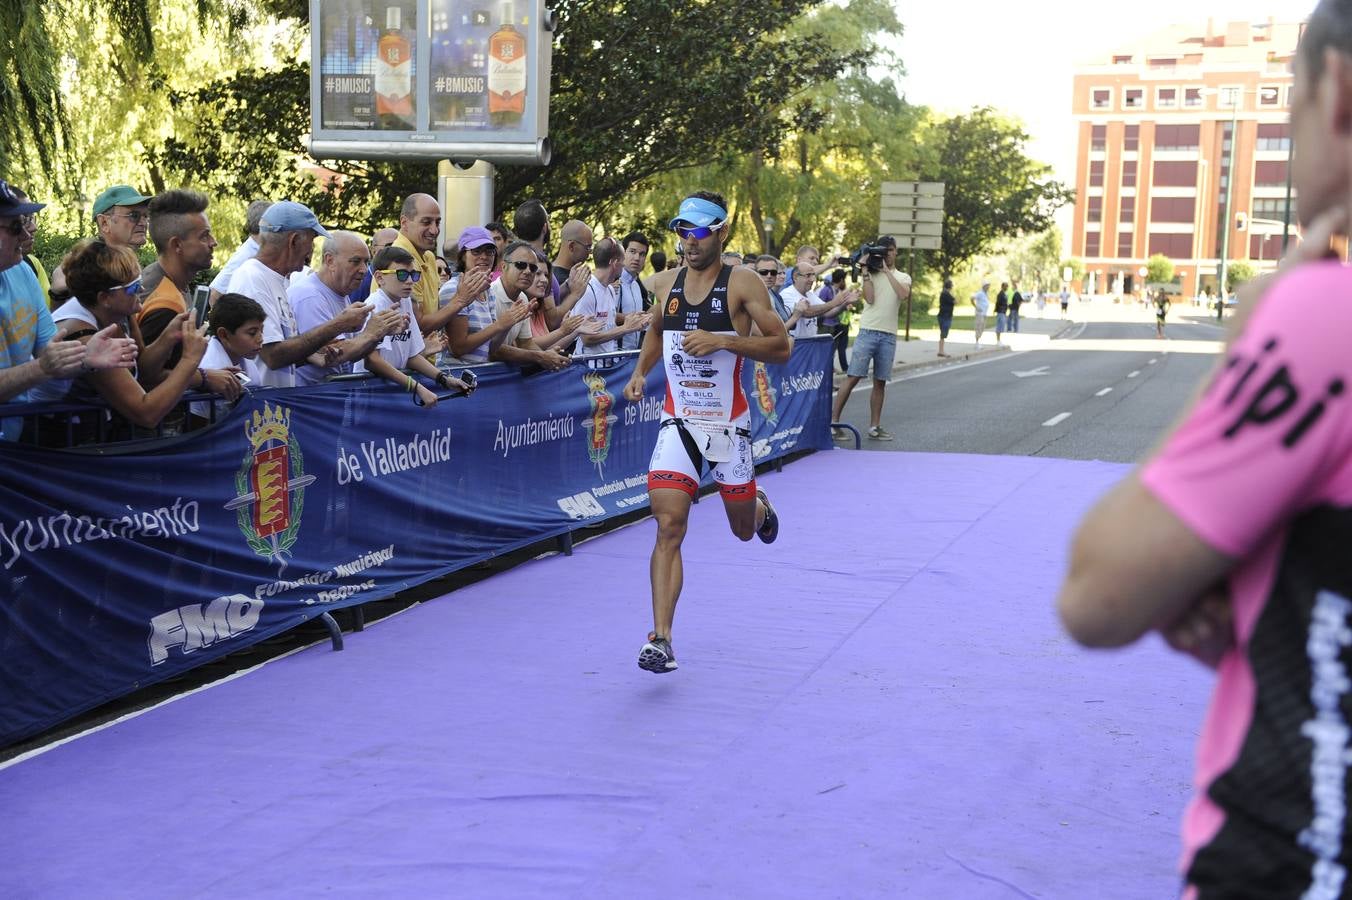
[622, 190, 792, 674]
[228, 200, 371, 388]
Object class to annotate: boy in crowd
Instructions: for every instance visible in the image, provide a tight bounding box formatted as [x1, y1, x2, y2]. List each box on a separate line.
[191, 293, 265, 423]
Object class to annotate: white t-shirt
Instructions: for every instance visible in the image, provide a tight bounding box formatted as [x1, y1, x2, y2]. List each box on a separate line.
[972, 290, 991, 316]
[491, 279, 533, 351]
[573, 275, 618, 356]
[229, 258, 297, 388]
[190, 337, 262, 420]
[289, 272, 355, 385]
[780, 284, 821, 338]
[209, 237, 259, 294]
[356, 289, 424, 372]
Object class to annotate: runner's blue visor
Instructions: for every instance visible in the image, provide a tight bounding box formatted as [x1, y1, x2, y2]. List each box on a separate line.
[668, 197, 728, 231]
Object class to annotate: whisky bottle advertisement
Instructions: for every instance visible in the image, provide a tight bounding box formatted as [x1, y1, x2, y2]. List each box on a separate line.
[374, 3, 416, 130]
[487, 0, 526, 128]
[318, 0, 382, 130]
[430, 0, 491, 129]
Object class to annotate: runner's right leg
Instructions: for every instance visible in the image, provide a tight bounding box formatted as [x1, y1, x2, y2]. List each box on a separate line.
[649, 488, 692, 640]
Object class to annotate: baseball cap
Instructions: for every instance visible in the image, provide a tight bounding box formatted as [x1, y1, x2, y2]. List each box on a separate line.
[0, 180, 44, 217]
[668, 196, 727, 230]
[457, 225, 496, 251]
[258, 201, 331, 238]
[92, 185, 150, 217]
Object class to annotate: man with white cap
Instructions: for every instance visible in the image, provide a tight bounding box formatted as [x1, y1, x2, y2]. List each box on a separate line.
[0, 179, 137, 436]
[227, 201, 371, 388]
[622, 189, 791, 674]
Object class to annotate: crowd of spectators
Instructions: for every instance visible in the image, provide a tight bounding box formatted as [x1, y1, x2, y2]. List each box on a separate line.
[0, 178, 862, 447]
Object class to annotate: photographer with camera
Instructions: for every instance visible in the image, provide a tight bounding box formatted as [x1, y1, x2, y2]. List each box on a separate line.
[830, 235, 910, 442]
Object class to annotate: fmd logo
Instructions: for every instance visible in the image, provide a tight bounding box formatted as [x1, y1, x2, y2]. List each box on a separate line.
[147, 595, 263, 665]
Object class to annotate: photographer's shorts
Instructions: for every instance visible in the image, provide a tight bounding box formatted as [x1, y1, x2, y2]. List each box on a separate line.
[847, 328, 897, 380]
[937, 313, 952, 338]
[648, 418, 756, 502]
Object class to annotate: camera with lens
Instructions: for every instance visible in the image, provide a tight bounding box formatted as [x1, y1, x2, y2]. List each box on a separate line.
[850, 242, 889, 277]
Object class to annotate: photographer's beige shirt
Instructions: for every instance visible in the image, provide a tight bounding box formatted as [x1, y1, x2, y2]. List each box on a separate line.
[858, 268, 908, 333]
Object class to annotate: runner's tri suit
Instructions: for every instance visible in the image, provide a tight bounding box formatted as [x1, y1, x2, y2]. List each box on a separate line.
[647, 264, 755, 501]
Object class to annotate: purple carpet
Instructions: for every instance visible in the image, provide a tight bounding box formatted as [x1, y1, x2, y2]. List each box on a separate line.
[0, 450, 1210, 898]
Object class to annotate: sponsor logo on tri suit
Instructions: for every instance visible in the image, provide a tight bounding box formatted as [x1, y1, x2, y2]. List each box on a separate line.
[1215, 336, 1347, 449]
[679, 380, 715, 389]
[711, 298, 724, 314]
[666, 297, 678, 315]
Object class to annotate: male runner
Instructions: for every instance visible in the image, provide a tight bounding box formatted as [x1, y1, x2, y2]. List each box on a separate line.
[623, 191, 792, 673]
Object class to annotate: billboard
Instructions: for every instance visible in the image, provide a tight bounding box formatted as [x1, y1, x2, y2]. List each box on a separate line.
[310, 0, 553, 164]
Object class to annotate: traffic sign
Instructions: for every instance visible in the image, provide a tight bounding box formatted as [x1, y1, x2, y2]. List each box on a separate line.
[889, 235, 942, 250]
[878, 220, 943, 237]
[882, 181, 945, 197]
[881, 193, 946, 211]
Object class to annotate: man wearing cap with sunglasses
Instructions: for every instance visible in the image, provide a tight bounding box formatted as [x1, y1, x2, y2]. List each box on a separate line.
[228, 201, 372, 388]
[48, 184, 152, 305]
[0, 180, 138, 438]
[623, 190, 791, 674]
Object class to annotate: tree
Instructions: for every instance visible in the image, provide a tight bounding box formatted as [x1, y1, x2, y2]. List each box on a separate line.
[1061, 258, 1086, 285]
[1004, 227, 1062, 291]
[1146, 253, 1174, 285]
[1226, 260, 1256, 293]
[924, 107, 1073, 278]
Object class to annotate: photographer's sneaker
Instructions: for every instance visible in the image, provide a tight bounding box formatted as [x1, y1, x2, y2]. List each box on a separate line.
[756, 489, 779, 544]
[867, 426, 894, 441]
[638, 633, 677, 673]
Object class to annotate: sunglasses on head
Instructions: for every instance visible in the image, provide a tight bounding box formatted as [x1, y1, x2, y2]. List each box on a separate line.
[673, 221, 724, 240]
[509, 260, 541, 273]
[378, 268, 421, 283]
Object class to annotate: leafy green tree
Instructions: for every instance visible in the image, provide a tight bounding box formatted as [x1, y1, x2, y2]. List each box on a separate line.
[924, 107, 1073, 279]
[1146, 253, 1175, 285]
[1227, 260, 1256, 293]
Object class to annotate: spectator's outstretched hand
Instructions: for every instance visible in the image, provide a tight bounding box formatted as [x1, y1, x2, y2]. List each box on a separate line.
[181, 318, 209, 365]
[80, 325, 138, 372]
[204, 368, 243, 402]
[567, 262, 590, 296]
[364, 308, 405, 339]
[334, 301, 373, 333]
[456, 268, 490, 304]
[37, 339, 88, 378]
[503, 299, 532, 325]
[423, 329, 446, 356]
[560, 313, 586, 334]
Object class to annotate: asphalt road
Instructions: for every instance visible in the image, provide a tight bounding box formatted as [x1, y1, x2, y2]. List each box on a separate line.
[837, 312, 1227, 463]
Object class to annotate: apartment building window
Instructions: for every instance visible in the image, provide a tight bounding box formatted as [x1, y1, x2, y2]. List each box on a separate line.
[1124, 124, 1139, 152]
[1113, 55, 1133, 64]
[1089, 161, 1105, 187]
[1124, 88, 1144, 109]
[1254, 160, 1288, 188]
[1151, 197, 1195, 223]
[1260, 84, 1281, 106]
[1091, 124, 1106, 151]
[1092, 88, 1111, 110]
[1085, 232, 1101, 257]
[1154, 124, 1200, 151]
[1257, 123, 1291, 151]
[1184, 87, 1203, 108]
[1148, 233, 1193, 258]
[1122, 160, 1137, 187]
[1119, 203, 1135, 223]
[1117, 232, 1134, 257]
[1152, 160, 1199, 186]
[1156, 87, 1178, 109]
[1087, 196, 1103, 223]
[1252, 198, 1288, 219]
[1149, 57, 1177, 69]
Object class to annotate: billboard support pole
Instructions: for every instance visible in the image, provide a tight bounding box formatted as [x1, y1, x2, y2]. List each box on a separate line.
[438, 160, 497, 258]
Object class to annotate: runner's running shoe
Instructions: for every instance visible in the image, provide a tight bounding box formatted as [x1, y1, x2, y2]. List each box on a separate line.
[638, 633, 678, 673]
[756, 489, 779, 544]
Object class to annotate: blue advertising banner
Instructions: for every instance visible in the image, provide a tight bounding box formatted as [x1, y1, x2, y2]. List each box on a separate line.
[0, 339, 832, 746]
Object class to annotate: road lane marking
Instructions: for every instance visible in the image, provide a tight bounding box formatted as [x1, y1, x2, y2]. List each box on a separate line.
[1128, 370, 1140, 378]
[1043, 412, 1071, 427]
[1096, 388, 1112, 396]
[1149, 359, 1158, 365]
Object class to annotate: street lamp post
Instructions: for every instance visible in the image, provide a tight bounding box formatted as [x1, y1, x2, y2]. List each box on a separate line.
[1217, 93, 1239, 322]
[1282, 141, 1295, 253]
[762, 217, 774, 255]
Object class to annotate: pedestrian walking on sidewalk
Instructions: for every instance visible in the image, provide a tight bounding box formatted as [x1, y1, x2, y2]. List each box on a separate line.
[972, 281, 991, 347]
[831, 235, 910, 442]
[994, 282, 1009, 344]
[937, 278, 956, 357]
[1009, 281, 1024, 332]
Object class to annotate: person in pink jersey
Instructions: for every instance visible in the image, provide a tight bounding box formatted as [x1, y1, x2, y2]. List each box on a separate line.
[1058, 6, 1352, 893]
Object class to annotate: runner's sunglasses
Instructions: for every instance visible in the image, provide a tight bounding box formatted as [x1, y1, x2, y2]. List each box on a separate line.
[672, 221, 725, 240]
